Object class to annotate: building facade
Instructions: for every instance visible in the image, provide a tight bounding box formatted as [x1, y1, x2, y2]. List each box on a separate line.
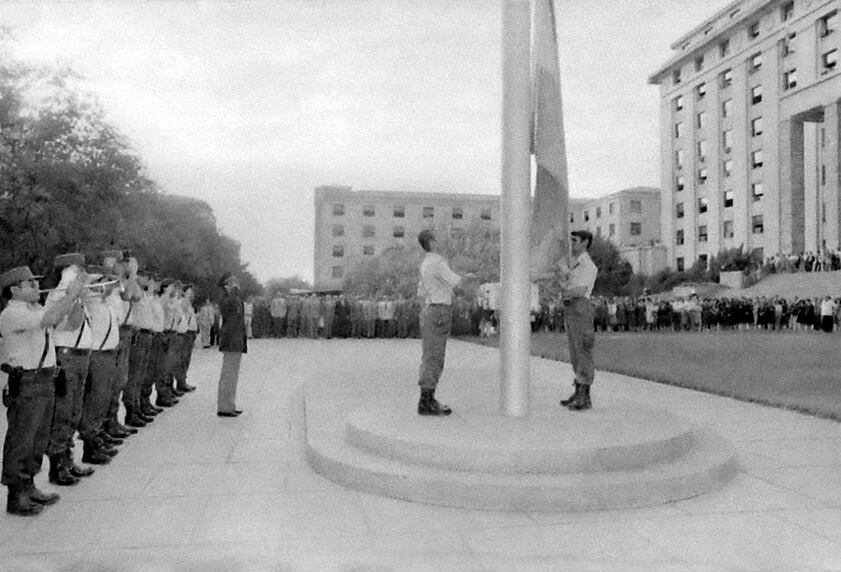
[650, 0, 841, 271]
[313, 186, 500, 291]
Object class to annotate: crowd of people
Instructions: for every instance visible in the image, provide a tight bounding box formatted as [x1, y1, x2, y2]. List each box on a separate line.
[0, 250, 200, 516]
[764, 247, 841, 273]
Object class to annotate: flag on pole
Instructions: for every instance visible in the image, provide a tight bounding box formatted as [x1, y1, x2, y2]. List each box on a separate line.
[529, 0, 569, 276]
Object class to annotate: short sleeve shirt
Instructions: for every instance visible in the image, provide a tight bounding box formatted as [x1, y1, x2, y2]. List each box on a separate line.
[0, 300, 56, 369]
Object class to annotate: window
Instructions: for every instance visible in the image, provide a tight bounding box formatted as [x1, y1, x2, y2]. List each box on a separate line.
[781, 2, 794, 22]
[724, 189, 734, 208]
[751, 116, 763, 136]
[630, 222, 642, 236]
[698, 197, 708, 214]
[698, 225, 708, 242]
[751, 85, 763, 104]
[697, 140, 707, 160]
[363, 245, 374, 256]
[584, 210, 590, 222]
[820, 11, 838, 37]
[570, 213, 575, 223]
[332, 266, 343, 278]
[332, 245, 344, 257]
[784, 69, 797, 90]
[752, 149, 764, 168]
[677, 257, 685, 272]
[675, 122, 684, 138]
[783, 32, 796, 56]
[676, 175, 685, 192]
[719, 39, 730, 57]
[673, 69, 682, 85]
[752, 182, 764, 201]
[480, 208, 492, 221]
[393, 206, 405, 218]
[332, 203, 345, 216]
[748, 21, 760, 40]
[674, 95, 684, 111]
[362, 204, 375, 217]
[698, 167, 708, 184]
[749, 52, 762, 72]
[676, 202, 685, 218]
[823, 49, 838, 72]
[699, 254, 709, 268]
[722, 130, 733, 153]
[676, 230, 685, 245]
[823, 201, 827, 223]
[630, 200, 642, 213]
[695, 83, 707, 100]
[696, 111, 706, 129]
[596, 226, 602, 237]
[422, 206, 434, 218]
[393, 226, 404, 238]
[451, 207, 463, 220]
[596, 206, 602, 218]
[723, 220, 734, 238]
[722, 99, 733, 118]
[695, 56, 704, 72]
[362, 225, 375, 238]
[609, 223, 615, 236]
[332, 224, 344, 237]
[723, 159, 734, 177]
[720, 68, 733, 88]
[752, 214, 764, 234]
[609, 202, 615, 215]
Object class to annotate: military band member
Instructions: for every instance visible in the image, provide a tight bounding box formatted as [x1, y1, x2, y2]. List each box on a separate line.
[1, 266, 82, 515]
[123, 272, 156, 427]
[174, 284, 197, 393]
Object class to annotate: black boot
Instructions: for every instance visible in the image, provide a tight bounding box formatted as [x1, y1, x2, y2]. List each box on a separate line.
[24, 478, 60, 506]
[418, 389, 452, 416]
[48, 454, 80, 486]
[66, 449, 95, 478]
[6, 484, 43, 516]
[567, 384, 592, 411]
[560, 383, 579, 407]
[81, 441, 112, 465]
[124, 407, 148, 428]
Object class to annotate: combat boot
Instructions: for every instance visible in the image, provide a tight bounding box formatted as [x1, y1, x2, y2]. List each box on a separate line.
[176, 382, 196, 392]
[66, 450, 95, 478]
[24, 478, 60, 506]
[418, 389, 452, 416]
[81, 441, 112, 465]
[6, 484, 43, 516]
[124, 407, 148, 428]
[560, 383, 579, 407]
[48, 454, 80, 486]
[567, 384, 592, 411]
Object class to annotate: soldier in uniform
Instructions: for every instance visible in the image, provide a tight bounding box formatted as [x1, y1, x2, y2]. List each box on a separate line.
[122, 271, 156, 427]
[1, 266, 82, 515]
[174, 283, 198, 393]
[217, 272, 246, 417]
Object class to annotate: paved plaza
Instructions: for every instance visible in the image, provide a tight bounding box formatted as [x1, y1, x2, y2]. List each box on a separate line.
[3, 338, 841, 571]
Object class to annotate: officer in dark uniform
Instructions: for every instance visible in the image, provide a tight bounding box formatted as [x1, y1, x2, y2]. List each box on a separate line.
[1, 266, 82, 516]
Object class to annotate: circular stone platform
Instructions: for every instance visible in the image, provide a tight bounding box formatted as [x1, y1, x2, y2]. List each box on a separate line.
[346, 405, 696, 474]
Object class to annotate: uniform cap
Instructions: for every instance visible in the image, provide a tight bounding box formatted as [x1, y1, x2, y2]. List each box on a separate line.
[101, 250, 124, 263]
[0, 266, 43, 291]
[53, 252, 86, 269]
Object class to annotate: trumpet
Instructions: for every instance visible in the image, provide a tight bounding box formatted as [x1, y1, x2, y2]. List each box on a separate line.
[39, 279, 121, 294]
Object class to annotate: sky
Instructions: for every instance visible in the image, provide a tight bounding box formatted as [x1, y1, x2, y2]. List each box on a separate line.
[2, 0, 733, 283]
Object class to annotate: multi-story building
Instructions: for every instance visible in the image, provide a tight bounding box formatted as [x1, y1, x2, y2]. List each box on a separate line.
[313, 186, 500, 291]
[650, 0, 841, 271]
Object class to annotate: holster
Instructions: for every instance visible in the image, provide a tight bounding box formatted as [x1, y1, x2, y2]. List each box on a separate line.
[54, 368, 67, 398]
[7, 367, 22, 399]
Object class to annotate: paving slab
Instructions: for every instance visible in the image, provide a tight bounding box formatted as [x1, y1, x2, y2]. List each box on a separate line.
[0, 338, 837, 570]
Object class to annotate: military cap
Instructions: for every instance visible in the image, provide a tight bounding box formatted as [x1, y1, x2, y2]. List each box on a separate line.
[101, 250, 124, 263]
[53, 252, 86, 269]
[0, 266, 43, 291]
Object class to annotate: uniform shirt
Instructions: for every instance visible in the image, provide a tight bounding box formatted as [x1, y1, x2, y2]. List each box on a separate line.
[0, 300, 57, 370]
[183, 303, 198, 332]
[88, 293, 121, 351]
[417, 252, 461, 306]
[148, 296, 165, 333]
[270, 297, 287, 318]
[127, 291, 154, 330]
[47, 287, 93, 349]
[563, 251, 597, 300]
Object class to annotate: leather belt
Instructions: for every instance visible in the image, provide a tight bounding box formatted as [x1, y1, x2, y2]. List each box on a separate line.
[57, 347, 92, 357]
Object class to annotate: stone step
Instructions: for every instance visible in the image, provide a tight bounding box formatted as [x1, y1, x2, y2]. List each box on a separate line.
[345, 405, 697, 474]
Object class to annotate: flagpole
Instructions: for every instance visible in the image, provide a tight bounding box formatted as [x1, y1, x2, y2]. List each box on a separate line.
[499, 0, 532, 417]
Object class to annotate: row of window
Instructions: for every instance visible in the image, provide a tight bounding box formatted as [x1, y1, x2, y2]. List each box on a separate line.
[672, 6, 837, 86]
[676, 148, 764, 174]
[587, 222, 643, 238]
[574, 199, 643, 223]
[675, 185, 763, 212]
[674, 215, 764, 247]
[332, 245, 375, 258]
[332, 224, 411, 238]
[332, 203, 493, 221]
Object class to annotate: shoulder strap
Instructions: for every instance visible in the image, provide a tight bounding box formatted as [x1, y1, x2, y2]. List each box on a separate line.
[98, 317, 113, 351]
[73, 314, 90, 349]
[37, 329, 50, 369]
[122, 301, 134, 326]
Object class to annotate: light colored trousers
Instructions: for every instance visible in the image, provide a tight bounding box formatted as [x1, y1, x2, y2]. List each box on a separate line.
[217, 351, 242, 413]
[564, 298, 595, 386]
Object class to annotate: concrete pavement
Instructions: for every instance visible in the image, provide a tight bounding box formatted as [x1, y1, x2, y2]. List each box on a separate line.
[2, 338, 841, 571]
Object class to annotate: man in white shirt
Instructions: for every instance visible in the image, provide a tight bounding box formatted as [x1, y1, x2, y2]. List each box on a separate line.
[415, 230, 473, 416]
[820, 296, 837, 333]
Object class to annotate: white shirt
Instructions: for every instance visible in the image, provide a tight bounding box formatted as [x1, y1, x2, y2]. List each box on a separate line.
[820, 299, 837, 317]
[0, 300, 56, 370]
[563, 251, 598, 299]
[88, 293, 121, 351]
[47, 288, 92, 349]
[417, 252, 461, 306]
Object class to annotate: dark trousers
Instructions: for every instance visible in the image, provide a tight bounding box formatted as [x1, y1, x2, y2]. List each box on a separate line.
[175, 332, 196, 387]
[564, 299, 596, 386]
[108, 327, 133, 421]
[2, 370, 56, 486]
[160, 332, 180, 392]
[142, 334, 165, 401]
[79, 349, 118, 441]
[418, 305, 452, 390]
[124, 330, 151, 410]
[47, 350, 91, 456]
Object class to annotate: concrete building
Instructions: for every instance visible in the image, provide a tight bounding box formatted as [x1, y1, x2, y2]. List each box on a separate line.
[313, 186, 500, 291]
[650, 0, 841, 272]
